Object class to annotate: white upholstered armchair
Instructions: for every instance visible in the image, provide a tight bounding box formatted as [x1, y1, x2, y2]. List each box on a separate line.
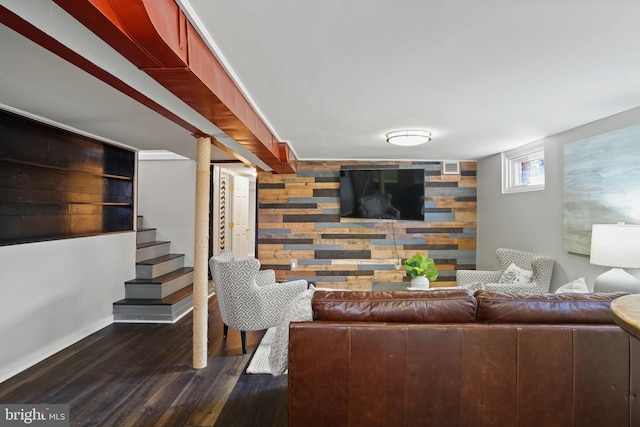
[209, 252, 308, 354]
[456, 248, 554, 294]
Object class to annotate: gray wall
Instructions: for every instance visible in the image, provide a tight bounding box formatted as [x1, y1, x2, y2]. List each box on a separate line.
[0, 233, 135, 382]
[137, 159, 197, 266]
[478, 106, 640, 291]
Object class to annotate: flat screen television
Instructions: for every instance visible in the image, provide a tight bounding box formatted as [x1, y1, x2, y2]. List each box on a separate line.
[339, 168, 425, 220]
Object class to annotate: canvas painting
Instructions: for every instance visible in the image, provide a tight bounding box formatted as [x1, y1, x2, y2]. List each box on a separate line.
[563, 124, 640, 255]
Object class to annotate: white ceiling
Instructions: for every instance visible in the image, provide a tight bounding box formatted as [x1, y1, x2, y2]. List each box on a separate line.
[180, 0, 640, 161]
[2, 1, 640, 164]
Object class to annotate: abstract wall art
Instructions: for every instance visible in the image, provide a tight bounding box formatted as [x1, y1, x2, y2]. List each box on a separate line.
[563, 124, 640, 254]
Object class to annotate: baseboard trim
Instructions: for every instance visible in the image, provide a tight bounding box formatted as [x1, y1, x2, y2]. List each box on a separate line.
[0, 315, 114, 384]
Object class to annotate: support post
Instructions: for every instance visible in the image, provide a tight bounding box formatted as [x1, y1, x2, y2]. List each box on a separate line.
[193, 135, 211, 369]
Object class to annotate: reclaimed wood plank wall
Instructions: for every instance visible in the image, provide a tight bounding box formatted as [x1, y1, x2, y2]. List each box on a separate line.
[257, 161, 477, 290]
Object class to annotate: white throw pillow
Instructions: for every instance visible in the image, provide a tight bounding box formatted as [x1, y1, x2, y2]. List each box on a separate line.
[555, 277, 589, 293]
[499, 263, 533, 284]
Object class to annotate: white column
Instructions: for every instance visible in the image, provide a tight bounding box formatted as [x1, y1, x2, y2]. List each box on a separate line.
[193, 136, 211, 369]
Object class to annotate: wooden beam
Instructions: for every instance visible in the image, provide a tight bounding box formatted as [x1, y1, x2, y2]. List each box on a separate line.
[52, 0, 297, 173]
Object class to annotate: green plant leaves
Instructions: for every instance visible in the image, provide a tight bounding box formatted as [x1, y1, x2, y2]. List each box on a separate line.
[404, 254, 438, 281]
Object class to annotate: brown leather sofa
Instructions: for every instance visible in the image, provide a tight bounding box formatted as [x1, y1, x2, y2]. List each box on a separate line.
[288, 289, 639, 427]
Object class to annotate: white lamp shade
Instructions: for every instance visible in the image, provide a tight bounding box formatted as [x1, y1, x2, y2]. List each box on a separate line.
[590, 223, 640, 269]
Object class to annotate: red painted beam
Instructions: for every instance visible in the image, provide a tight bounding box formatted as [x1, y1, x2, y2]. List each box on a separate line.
[279, 143, 298, 173]
[53, 0, 296, 173]
[0, 4, 260, 167]
[0, 4, 197, 135]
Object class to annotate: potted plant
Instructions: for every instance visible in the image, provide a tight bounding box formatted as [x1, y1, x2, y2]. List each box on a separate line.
[405, 254, 438, 288]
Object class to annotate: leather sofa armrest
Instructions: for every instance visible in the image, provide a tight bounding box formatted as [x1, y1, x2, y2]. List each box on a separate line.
[475, 290, 629, 324]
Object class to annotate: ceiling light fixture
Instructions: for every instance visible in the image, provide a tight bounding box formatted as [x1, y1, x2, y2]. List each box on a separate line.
[386, 130, 432, 146]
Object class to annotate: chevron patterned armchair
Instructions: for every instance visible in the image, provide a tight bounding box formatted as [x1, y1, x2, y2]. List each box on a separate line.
[456, 248, 554, 294]
[209, 252, 308, 354]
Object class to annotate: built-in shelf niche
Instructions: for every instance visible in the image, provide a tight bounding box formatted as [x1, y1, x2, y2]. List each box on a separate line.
[0, 109, 135, 246]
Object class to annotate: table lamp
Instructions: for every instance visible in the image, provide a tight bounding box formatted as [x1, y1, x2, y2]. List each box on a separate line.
[590, 223, 640, 293]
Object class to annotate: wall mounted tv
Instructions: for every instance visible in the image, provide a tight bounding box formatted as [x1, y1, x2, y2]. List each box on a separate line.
[339, 168, 425, 220]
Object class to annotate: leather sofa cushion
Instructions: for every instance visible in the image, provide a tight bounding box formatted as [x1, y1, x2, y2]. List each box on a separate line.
[475, 290, 628, 324]
[312, 290, 477, 323]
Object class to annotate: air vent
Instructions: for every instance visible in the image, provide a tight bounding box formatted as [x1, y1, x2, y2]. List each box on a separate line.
[442, 161, 460, 175]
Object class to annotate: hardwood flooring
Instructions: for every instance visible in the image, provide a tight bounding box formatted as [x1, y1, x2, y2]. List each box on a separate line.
[0, 296, 288, 427]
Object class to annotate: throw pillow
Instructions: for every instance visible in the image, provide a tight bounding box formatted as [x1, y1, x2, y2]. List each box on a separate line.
[555, 277, 589, 293]
[499, 263, 533, 284]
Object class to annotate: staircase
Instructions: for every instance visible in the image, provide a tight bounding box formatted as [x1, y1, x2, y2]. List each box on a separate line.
[113, 216, 202, 323]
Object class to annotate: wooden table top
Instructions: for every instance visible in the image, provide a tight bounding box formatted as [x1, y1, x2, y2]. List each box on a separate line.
[610, 294, 640, 340]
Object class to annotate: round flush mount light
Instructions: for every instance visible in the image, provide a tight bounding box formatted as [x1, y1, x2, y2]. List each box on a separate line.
[385, 130, 432, 146]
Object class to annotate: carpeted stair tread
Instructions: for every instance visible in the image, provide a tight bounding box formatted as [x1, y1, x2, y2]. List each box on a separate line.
[125, 267, 194, 285]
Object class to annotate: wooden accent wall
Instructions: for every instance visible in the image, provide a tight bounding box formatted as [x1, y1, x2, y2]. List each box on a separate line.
[257, 161, 477, 290]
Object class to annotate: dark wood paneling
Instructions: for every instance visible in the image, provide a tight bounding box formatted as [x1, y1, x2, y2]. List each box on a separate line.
[402, 244, 430, 250]
[312, 188, 339, 197]
[0, 109, 135, 245]
[320, 234, 387, 240]
[315, 250, 371, 259]
[315, 176, 340, 183]
[406, 227, 465, 234]
[427, 182, 459, 187]
[425, 208, 453, 213]
[258, 183, 285, 189]
[283, 214, 341, 223]
[258, 238, 314, 245]
[316, 270, 374, 277]
[260, 203, 317, 209]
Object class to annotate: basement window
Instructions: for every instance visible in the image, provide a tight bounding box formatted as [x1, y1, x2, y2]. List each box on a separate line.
[502, 141, 545, 194]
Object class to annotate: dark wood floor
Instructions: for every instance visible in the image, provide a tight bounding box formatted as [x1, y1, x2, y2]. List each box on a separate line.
[0, 295, 288, 427]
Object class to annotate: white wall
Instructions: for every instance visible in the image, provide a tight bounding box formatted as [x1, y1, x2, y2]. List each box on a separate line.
[137, 159, 197, 266]
[0, 233, 135, 383]
[478, 106, 640, 291]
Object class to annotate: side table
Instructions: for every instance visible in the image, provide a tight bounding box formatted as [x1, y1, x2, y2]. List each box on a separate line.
[610, 294, 640, 340]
